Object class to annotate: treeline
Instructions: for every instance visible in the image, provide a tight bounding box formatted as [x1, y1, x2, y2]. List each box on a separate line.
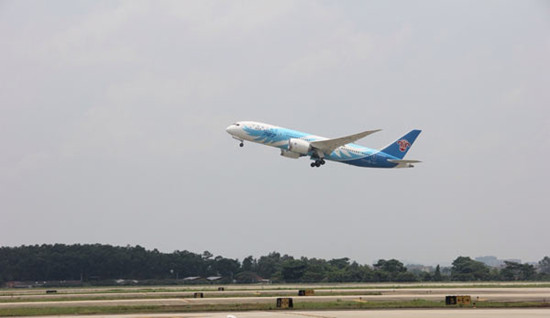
[1, 244, 549, 285]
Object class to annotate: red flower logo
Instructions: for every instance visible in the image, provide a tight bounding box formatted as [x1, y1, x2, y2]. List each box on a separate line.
[397, 139, 411, 152]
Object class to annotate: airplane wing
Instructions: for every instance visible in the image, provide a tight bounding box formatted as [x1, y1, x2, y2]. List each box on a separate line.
[310, 129, 381, 155]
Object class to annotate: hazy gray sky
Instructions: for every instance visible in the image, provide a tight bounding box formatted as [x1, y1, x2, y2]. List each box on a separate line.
[1, 0, 549, 266]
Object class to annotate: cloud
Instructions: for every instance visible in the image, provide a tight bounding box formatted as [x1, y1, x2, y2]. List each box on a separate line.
[1, 0, 549, 264]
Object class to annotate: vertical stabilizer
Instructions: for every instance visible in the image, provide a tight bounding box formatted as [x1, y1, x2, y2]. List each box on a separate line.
[380, 130, 421, 159]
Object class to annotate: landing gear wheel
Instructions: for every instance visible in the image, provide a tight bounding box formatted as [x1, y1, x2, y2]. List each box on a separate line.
[311, 159, 325, 167]
[239, 142, 244, 147]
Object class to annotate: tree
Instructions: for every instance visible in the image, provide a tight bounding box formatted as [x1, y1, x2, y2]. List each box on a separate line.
[433, 265, 442, 281]
[241, 256, 256, 272]
[302, 258, 328, 282]
[281, 259, 306, 282]
[500, 261, 536, 281]
[328, 258, 350, 270]
[374, 259, 406, 273]
[395, 271, 418, 282]
[9, 245, 549, 284]
[373, 259, 407, 281]
[538, 256, 550, 275]
[451, 256, 490, 281]
[420, 272, 433, 281]
[346, 262, 374, 282]
[212, 257, 240, 277]
[256, 252, 281, 279]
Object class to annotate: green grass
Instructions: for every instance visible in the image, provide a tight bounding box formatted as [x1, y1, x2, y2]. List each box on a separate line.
[0, 299, 549, 317]
[2, 282, 549, 297]
[0, 291, 382, 303]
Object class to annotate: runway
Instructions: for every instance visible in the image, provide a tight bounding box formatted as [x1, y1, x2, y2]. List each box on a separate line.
[12, 309, 550, 318]
[1, 288, 549, 308]
[2, 287, 549, 301]
[2, 283, 549, 318]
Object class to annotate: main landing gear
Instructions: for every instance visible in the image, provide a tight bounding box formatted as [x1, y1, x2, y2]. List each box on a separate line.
[310, 159, 325, 168]
[239, 142, 244, 147]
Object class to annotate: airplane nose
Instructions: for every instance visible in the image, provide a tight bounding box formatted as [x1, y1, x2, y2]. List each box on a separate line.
[226, 125, 236, 135]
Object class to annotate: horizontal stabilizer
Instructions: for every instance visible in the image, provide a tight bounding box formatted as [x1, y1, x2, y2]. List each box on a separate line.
[387, 159, 421, 168]
[310, 129, 381, 155]
[387, 159, 422, 164]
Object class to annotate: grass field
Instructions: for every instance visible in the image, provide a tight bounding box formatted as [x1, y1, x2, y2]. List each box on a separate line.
[1, 299, 549, 317]
[1, 282, 549, 316]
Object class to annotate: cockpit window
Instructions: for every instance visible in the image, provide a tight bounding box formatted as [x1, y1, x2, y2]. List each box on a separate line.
[233, 123, 240, 126]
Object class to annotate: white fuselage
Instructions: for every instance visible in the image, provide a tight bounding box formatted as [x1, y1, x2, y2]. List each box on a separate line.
[226, 121, 412, 168]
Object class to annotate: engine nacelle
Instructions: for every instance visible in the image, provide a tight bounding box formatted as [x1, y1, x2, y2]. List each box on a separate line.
[288, 138, 311, 155]
[280, 149, 301, 159]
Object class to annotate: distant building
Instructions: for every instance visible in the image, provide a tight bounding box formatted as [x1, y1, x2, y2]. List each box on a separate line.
[6, 281, 42, 288]
[182, 276, 211, 284]
[206, 276, 222, 282]
[406, 264, 434, 273]
[115, 279, 139, 285]
[5, 280, 83, 288]
[5, 281, 45, 288]
[475, 256, 522, 268]
[234, 272, 270, 284]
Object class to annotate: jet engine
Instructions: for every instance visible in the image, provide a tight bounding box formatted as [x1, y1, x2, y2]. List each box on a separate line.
[288, 138, 311, 155]
[280, 149, 301, 159]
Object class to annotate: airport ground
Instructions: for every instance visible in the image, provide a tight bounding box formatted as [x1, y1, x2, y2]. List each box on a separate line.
[1, 282, 549, 317]
[24, 309, 550, 318]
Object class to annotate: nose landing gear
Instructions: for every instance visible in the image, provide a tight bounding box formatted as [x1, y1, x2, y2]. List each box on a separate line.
[232, 137, 244, 148]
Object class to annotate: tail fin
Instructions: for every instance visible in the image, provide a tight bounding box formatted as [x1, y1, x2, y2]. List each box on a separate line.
[380, 130, 421, 159]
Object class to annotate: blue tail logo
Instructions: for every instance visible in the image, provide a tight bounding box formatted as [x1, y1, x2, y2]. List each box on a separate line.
[397, 139, 411, 152]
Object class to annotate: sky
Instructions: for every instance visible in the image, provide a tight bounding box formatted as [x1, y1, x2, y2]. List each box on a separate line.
[1, 0, 549, 266]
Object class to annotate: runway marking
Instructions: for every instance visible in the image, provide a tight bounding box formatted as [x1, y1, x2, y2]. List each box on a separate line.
[353, 298, 368, 303]
[278, 312, 336, 318]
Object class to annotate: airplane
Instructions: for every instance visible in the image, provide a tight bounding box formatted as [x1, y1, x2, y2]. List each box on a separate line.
[226, 121, 422, 168]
